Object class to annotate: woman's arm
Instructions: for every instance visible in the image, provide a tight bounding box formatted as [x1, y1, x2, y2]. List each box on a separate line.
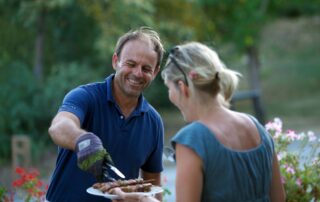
[175, 144, 203, 202]
[269, 154, 286, 202]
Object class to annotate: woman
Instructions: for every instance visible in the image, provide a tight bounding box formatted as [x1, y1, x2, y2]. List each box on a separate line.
[112, 42, 285, 202]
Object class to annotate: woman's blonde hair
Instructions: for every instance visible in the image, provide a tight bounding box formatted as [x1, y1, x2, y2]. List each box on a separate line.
[161, 42, 241, 107]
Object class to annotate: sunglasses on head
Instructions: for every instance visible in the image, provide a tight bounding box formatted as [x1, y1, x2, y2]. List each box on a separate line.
[168, 47, 189, 86]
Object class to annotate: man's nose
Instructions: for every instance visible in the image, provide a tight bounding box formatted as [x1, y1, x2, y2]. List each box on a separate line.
[133, 66, 143, 77]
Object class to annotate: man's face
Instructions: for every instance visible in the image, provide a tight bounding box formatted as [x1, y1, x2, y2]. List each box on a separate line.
[112, 38, 159, 98]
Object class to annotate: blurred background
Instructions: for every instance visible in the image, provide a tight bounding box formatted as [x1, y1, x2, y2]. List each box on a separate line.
[0, 0, 319, 196]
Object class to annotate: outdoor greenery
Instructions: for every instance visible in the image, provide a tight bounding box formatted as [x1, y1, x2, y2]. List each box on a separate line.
[266, 118, 320, 201]
[0, 118, 319, 201]
[0, 1, 320, 200]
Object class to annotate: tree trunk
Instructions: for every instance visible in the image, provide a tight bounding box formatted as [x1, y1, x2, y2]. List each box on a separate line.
[246, 46, 266, 123]
[33, 8, 46, 83]
[247, 46, 261, 90]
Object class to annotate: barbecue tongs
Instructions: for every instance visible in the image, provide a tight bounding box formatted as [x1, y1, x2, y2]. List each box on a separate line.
[102, 159, 125, 182]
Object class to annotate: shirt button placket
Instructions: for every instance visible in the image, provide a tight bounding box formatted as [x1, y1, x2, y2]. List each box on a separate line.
[119, 115, 128, 134]
[119, 115, 125, 128]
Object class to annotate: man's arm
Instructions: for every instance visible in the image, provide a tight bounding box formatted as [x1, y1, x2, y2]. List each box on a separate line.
[141, 170, 162, 201]
[48, 111, 86, 150]
[48, 111, 114, 181]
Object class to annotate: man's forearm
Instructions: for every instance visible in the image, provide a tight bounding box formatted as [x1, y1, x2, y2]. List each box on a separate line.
[48, 112, 86, 150]
[141, 171, 162, 201]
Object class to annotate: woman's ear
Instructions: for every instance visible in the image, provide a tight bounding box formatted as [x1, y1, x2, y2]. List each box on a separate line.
[177, 80, 189, 98]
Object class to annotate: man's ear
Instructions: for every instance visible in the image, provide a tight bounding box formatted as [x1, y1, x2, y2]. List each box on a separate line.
[177, 80, 189, 98]
[112, 53, 118, 70]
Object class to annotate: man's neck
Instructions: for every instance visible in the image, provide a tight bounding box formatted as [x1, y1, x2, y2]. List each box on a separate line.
[112, 82, 139, 118]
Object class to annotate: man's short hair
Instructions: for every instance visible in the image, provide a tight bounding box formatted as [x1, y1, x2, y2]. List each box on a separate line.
[115, 27, 164, 68]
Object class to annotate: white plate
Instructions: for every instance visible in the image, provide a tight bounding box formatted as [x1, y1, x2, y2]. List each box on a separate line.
[86, 186, 164, 200]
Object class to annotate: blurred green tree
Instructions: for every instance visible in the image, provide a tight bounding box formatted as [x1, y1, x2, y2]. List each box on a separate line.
[0, 0, 319, 161]
[194, 0, 320, 122]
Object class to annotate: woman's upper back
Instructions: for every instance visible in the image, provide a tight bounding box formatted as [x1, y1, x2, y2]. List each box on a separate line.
[201, 111, 262, 151]
[171, 114, 274, 202]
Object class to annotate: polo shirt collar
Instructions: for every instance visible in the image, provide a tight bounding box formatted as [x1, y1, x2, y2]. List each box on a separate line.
[105, 74, 150, 114]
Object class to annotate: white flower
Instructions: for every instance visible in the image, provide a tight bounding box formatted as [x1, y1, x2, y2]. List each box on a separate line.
[307, 131, 317, 142]
[306, 185, 312, 193]
[312, 157, 319, 165]
[277, 152, 287, 161]
[297, 132, 306, 140]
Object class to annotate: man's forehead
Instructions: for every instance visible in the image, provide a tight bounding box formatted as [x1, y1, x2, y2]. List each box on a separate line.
[119, 39, 157, 60]
[123, 38, 154, 50]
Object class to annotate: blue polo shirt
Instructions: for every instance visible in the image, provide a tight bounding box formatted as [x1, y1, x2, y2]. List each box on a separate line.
[46, 74, 164, 202]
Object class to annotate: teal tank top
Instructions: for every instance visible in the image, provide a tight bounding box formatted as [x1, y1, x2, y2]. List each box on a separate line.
[171, 116, 274, 202]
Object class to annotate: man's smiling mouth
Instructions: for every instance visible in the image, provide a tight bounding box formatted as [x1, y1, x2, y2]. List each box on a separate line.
[127, 78, 143, 87]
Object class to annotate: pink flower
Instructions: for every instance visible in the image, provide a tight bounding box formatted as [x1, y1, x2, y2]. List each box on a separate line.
[265, 118, 282, 137]
[285, 166, 295, 175]
[296, 178, 302, 187]
[285, 130, 298, 141]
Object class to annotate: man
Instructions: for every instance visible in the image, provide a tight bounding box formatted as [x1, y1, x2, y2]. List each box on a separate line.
[46, 27, 165, 202]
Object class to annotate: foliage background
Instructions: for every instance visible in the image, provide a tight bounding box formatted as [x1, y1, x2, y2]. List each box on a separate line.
[0, 0, 319, 169]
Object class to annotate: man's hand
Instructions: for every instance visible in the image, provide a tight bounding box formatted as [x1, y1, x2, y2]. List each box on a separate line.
[75, 132, 113, 181]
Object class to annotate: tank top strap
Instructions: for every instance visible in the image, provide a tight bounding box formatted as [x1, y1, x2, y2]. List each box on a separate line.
[247, 114, 275, 154]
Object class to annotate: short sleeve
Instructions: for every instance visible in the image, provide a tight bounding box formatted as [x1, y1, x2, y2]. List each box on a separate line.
[171, 123, 207, 164]
[141, 113, 164, 173]
[58, 87, 92, 125]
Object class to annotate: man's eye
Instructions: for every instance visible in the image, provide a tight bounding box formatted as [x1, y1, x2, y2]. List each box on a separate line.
[143, 67, 153, 73]
[127, 63, 134, 66]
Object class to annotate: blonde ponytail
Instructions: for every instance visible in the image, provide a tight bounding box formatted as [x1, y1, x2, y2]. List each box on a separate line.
[161, 42, 242, 107]
[218, 68, 241, 106]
